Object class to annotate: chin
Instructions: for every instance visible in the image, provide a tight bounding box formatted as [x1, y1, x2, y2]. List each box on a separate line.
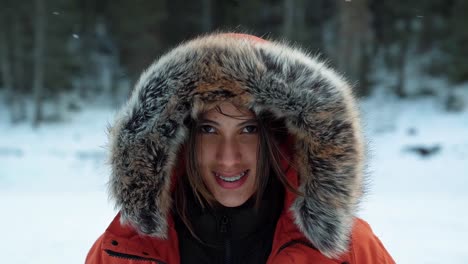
[216, 195, 250, 207]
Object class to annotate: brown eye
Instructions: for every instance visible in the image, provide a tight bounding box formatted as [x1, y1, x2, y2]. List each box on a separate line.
[242, 125, 258, 134]
[199, 125, 216, 134]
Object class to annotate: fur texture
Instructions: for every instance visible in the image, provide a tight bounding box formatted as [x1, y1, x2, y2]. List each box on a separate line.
[108, 33, 365, 258]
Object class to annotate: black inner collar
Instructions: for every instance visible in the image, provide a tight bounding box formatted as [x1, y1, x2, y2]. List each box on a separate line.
[174, 174, 285, 263]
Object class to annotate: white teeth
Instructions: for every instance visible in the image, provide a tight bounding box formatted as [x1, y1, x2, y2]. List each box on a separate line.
[216, 171, 247, 182]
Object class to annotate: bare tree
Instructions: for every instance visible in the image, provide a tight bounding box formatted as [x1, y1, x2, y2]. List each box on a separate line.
[201, 0, 213, 32]
[32, 0, 47, 127]
[12, 15, 28, 122]
[395, 19, 410, 98]
[0, 20, 14, 110]
[282, 0, 295, 38]
[0, 5, 22, 123]
[282, 0, 309, 44]
[295, 0, 306, 40]
[337, 0, 373, 96]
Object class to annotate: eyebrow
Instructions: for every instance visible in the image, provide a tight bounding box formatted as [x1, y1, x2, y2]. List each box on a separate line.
[199, 118, 257, 127]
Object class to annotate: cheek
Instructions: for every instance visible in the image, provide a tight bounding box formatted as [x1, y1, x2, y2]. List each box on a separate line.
[240, 138, 259, 161]
[196, 137, 215, 167]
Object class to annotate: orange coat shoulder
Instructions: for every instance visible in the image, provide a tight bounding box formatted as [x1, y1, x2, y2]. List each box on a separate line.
[269, 218, 395, 264]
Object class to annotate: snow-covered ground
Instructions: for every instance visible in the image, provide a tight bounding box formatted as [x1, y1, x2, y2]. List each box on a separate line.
[359, 92, 468, 263]
[1, 91, 467, 263]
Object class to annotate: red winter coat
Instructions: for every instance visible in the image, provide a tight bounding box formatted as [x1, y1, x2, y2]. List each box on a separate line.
[87, 175, 394, 263]
[88, 219, 393, 263]
[86, 33, 395, 263]
[87, 144, 395, 263]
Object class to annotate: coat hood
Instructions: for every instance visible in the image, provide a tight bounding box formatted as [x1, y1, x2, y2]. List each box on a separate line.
[108, 33, 365, 258]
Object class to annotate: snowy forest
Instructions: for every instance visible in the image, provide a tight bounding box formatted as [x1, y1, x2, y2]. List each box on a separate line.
[1, 0, 467, 264]
[1, 0, 468, 125]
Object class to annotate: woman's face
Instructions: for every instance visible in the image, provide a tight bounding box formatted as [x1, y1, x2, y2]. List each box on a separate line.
[196, 102, 259, 207]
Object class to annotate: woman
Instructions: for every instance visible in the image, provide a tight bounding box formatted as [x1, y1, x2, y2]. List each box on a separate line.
[86, 33, 395, 264]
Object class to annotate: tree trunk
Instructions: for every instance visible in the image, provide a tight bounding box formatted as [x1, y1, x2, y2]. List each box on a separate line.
[0, 22, 14, 108]
[295, 0, 306, 42]
[395, 20, 409, 98]
[282, 0, 295, 39]
[201, 0, 213, 32]
[337, 0, 372, 97]
[338, 0, 355, 75]
[359, 40, 372, 97]
[12, 16, 27, 122]
[418, 15, 433, 53]
[33, 0, 46, 127]
[0, 9, 23, 124]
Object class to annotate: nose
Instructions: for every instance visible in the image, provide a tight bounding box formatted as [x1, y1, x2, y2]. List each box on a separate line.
[216, 137, 241, 168]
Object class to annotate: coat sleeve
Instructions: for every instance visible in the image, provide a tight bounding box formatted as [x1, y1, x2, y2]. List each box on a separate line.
[348, 218, 396, 264]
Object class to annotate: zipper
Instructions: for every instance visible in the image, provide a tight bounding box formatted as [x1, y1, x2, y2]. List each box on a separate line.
[220, 215, 232, 264]
[105, 249, 166, 264]
[276, 240, 349, 264]
[276, 239, 317, 255]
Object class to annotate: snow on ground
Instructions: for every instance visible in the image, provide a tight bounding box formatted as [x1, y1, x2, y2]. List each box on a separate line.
[359, 92, 468, 263]
[1, 92, 467, 263]
[0, 105, 117, 263]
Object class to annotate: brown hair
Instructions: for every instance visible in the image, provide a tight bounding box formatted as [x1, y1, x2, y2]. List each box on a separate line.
[174, 104, 301, 239]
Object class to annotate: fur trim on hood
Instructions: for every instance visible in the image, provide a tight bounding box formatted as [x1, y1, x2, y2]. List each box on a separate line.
[108, 33, 365, 258]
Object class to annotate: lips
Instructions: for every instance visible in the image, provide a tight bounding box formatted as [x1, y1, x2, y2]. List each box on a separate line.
[213, 170, 250, 189]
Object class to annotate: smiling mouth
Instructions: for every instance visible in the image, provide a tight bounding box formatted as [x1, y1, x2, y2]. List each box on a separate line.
[214, 170, 249, 182]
